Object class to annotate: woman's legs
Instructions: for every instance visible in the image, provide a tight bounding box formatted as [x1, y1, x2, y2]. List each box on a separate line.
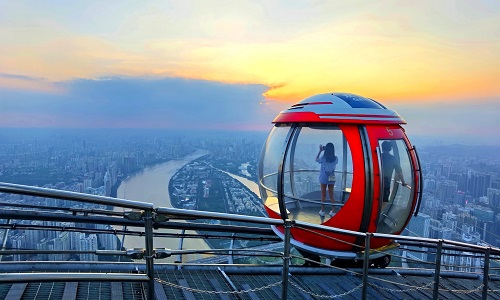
[328, 184, 335, 213]
[320, 183, 327, 212]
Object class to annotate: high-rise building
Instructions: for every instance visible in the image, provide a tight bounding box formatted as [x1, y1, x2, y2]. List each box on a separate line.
[440, 164, 452, 178]
[424, 178, 436, 192]
[473, 206, 494, 222]
[491, 179, 500, 189]
[109, 163, 118, 186]
[94, 171, 104, 187]
[405, 213, 431, 262]
[429, 219, 444, 239]
[10, 234, 27, 261]
[53, 236, 65, 261]
[96, 224, 118, 250]
[25, 224, 43, 249]
[494, 214, 500, 246]
[436, 180, 458, 202]
[467, 172, 492, 198]
[76, 182, 84, 193]
[487, 188, 500, 214]
[122, 156, 136, 173]
[83, 178, 93, 191]
[442, 212, 458, 232]
[78, 233, 98, 261]
[104, 171, 111, 196]
[455, 190, 465, 206]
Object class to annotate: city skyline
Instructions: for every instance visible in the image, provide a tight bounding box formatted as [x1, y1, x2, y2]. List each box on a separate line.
[1, 128, 499, 259]
[0, 1, 499, 145]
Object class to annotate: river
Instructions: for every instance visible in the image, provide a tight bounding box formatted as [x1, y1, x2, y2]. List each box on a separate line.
[116, 149, 262, 261]
[116, 149, 210, 260]
[231, 163, 260, 196]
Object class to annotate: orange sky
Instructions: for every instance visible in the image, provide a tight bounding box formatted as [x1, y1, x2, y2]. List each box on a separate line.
[1, 1, 499, 104]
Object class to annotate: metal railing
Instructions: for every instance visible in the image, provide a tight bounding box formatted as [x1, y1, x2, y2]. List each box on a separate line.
[1, 181, 499, 300]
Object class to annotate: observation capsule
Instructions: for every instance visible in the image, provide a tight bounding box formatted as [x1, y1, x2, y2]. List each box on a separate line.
[258, 93, 422, 263]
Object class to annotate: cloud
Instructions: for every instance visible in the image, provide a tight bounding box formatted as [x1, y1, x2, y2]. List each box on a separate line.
[0, 73, 62, 93]
[1, 76, 497, 145]
[0, 73, 44, 81]
[0, 76, 285, 130]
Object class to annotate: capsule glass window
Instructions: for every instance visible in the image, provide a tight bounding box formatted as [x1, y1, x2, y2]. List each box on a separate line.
[283, 125, 353, 223]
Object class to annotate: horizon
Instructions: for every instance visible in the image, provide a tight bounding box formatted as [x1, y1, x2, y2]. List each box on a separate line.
[1, 126, 499, 149]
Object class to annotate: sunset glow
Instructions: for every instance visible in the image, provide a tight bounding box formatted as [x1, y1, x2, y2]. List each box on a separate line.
[0, 0, 499, 143]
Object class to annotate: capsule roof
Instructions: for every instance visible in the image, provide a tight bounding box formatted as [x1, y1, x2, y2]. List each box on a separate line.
[272, 93, 406, 125]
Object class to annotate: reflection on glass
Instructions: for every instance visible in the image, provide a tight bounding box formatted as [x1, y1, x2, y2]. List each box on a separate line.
[259, 126, 290, 214]
[377, 139, 414, 234]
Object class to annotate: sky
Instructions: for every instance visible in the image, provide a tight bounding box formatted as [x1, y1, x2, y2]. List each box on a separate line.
[0, 0, 499, 145]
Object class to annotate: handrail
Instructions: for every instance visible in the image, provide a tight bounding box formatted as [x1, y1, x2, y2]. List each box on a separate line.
[155, 206, 283, 226]
[0, 182, 153, 210]
[0, 273, 149, 283]
[260, 169, 353, 195]
[2, 182, 498, 254]
[0, 182, 499, 300]
[284, 196, 344, 207]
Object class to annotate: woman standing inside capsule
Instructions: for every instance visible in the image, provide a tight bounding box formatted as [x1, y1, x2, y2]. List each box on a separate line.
[316, 142, 338, 217]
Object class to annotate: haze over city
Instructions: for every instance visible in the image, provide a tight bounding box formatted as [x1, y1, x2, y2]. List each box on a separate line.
[0, 1, 499, 145]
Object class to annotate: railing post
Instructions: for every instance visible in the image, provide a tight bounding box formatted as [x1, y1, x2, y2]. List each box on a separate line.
[0, 219, 10, 262]
[482, 247, 491, 300]
[144, 210, 155, 300]
[362, 233, 372, 300]
[281, 219, 292, 300]
[118, 225, 127, 262]
[228, 233, 235, 264]
[176, 229, 185, 266]
[433, 239, 443, 300]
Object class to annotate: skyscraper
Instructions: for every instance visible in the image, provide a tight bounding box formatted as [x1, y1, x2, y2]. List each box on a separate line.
[104, 171, 112, 196]
[405, 213, 431, 262]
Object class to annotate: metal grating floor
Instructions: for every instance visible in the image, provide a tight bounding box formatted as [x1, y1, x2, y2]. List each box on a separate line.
[1, 268, 500, 299]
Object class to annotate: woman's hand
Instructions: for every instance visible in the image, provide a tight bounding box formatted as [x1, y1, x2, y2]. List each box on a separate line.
[316, 145, 323, 160]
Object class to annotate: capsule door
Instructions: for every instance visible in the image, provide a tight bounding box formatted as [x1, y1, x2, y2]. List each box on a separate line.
[366, 125, 419, 248]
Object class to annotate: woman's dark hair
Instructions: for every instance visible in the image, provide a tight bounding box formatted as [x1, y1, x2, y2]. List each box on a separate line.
[324, 142, 337, 163]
